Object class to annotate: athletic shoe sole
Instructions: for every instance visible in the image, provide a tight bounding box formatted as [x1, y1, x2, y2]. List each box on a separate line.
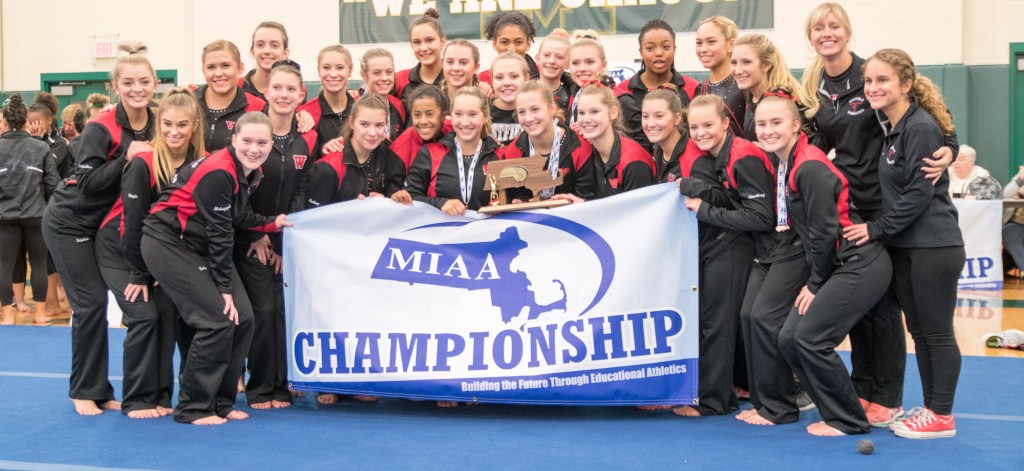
[893, 428, 956, 439]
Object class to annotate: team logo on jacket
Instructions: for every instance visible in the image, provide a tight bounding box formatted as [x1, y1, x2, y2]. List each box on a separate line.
[491, 123, 523, 144]
[294, 155, 308, 169]
[370, 213, 615, 324]
[848, 97, 866, 116]
[886, 145, 897, 165]
[226, 121, 236, 131]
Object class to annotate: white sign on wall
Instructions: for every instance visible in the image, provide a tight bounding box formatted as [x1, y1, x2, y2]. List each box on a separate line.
[90, 34, 120, 62]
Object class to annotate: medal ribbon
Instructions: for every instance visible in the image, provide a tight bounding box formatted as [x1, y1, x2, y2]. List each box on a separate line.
[776, 158, 789, 231]
[455, 139, 483, 205]
[529, 120, 562, 199]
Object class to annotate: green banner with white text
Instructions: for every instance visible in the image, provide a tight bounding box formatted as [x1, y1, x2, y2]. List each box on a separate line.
[339, 0, 773, 44]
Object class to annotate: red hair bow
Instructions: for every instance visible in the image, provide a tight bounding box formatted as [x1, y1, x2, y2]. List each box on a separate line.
[764, 89, 795, 101]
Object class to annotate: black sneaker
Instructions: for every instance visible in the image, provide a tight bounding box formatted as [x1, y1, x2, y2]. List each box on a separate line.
[796, 389, 816, 411]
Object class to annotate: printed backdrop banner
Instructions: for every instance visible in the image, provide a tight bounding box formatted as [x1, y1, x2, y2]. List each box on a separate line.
[339, 0, 774, 44]
[954, 199, 1003, 290]
[283, 184, 699, 405]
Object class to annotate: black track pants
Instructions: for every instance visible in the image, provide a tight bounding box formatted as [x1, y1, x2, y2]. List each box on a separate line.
[849, 208, 907, 409]
[95, 226, 177, 413]
[42, 208, 115, 403]
[235, 249, 290, 404]
[740, 256, 809, 424]
[779, 251, 892, 435]
[694, 235, 753, 416]
[141, 235, 254, 424]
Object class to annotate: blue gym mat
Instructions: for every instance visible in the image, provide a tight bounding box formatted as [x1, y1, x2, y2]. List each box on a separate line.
[0, 326, 1021, 470]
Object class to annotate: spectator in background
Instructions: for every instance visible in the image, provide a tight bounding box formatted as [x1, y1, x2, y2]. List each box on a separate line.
[1, 95, 60, 325]
[62, 104, 87, 168]
[61, 104, 85, 140]
[28, 94, 74, 179]
[949, 145, 1000, 199]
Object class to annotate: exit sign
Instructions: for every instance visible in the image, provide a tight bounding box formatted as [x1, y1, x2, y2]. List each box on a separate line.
[91, 35, 119, 59]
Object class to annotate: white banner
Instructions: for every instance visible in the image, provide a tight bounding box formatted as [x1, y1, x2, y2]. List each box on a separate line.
[955, 199, 1003, 290]
[282, 184, 700, 405]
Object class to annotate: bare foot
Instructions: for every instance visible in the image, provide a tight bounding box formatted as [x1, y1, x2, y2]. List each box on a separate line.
[742, 412, 776, 426]
[34, 304, 50, 325]
[250, 401, 271, 410]
[437, 401, 459, 408]
[72, 398, 103, 416]
[99, 400, 121, 411]
[156, 406, 174, 416]
[1, 305, 14, 325]
[317, 393, 339, 405]
[736, 409, 758, 420]
[192, 415, 228, 425]
[127, 408, 162, 419]
[15, 302, 31, 313]
[237, 377, 246, 393]
[352, 395, 380, 402]
[807, 421, 845, 437]
[638, 405, 674, 411]
[226, 410, 249, 420]
[672, 406, 701, 417]
[271, 400, 291, 408]
[45, 303, 67, 316]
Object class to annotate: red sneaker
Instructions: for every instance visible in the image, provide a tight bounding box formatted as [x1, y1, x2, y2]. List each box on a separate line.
[866, 403, 904, 427]
[890, 408, 956, 439]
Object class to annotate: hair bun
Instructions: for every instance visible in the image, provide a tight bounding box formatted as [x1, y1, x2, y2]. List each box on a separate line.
[8, 93, 23, 108]
[424, 7, 439, 19]
[118, 41, 148, 56]
[571, 29, 600, 43]
[87, 93, 111, 108]
[34, 92, 59, 115]
[163, 86, 193, 99]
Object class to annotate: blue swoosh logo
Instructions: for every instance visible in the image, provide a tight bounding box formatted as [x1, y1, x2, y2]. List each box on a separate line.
[405, 212, 615, 316]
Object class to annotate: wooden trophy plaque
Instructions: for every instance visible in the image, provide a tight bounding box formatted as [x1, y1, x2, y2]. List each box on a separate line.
[477, 154, 572, 214]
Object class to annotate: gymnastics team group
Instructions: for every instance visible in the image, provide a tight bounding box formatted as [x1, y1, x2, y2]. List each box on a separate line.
[0, 1, 965, 439]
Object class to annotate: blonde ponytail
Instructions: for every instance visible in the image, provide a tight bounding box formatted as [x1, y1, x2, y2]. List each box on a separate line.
[113, 41, 155, 82]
